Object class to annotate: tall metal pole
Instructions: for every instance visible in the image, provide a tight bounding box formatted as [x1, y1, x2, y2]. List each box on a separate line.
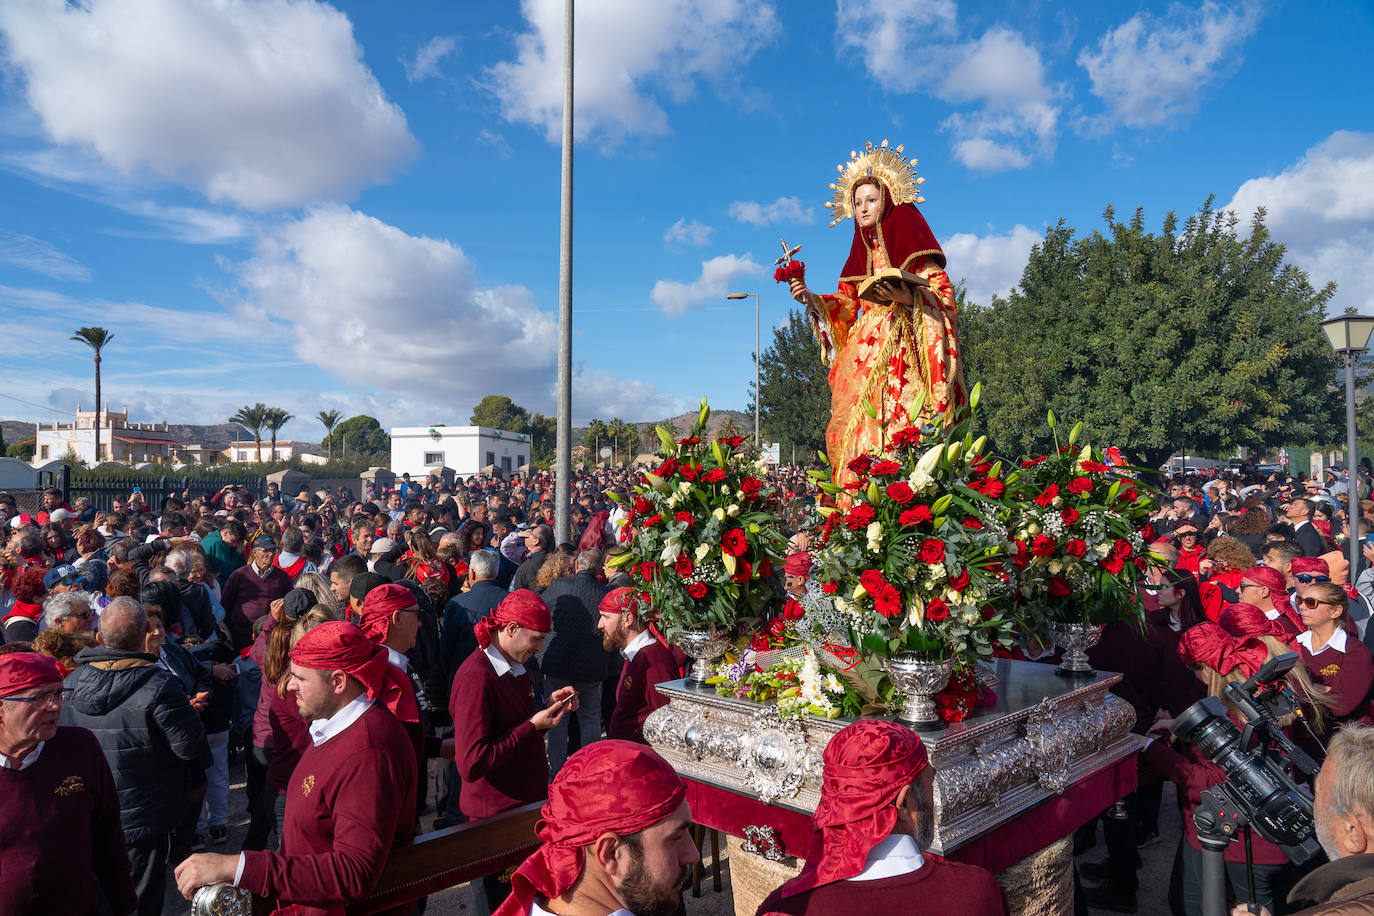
[554, 0, 573, 544]
[753, 293, 760, 449]
[1346, 352, 1361, 577]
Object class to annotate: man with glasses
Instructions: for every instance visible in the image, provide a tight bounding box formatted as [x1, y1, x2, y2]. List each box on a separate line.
[510, 524, 553, 593]
[1237, 565, 1303, 635]
[0, 652, 136, 915]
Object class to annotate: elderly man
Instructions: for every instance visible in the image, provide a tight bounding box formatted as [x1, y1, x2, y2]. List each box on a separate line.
[176, 621, 417, 914]
[758, 719, 1006, 915]
[0, 652, 137, 915]
[61, 597, 210, 915]
[597, 587, 680, 744]
[1239, 565, 1304, 635]
[42, 591, 96, 634]
[494, 741, 698, 916]
[222, 533, 293, 649]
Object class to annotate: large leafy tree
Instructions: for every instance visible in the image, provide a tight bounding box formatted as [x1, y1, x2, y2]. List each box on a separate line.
[470, 395, 530, 432]
[751, 306, 831, 463]
[229, 403, 269, 462]
[958, 201, 1340, 470]
[71, 327, 113, 462]
[527, 413, 556, 467]
[331, 415, 390, 458]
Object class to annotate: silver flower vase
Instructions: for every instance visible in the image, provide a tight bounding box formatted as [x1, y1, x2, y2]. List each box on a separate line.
[677, 628, 729, 688]
[882, 652, 953, 732]
[1050, 622, 1103, 677]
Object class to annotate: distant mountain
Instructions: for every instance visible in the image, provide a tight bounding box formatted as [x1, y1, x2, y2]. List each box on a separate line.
[1, 420, 35, 448]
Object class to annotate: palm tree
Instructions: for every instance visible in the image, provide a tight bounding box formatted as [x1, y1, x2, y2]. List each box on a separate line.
[719, 415, 745, 440]
[229, 403, 269, 463]
[70, 327, 113, 462]
[263, 407, 294, 463]
[317, 409, 342, 461]
[582, 418, 608, 462]
[608, 418, 635, 465]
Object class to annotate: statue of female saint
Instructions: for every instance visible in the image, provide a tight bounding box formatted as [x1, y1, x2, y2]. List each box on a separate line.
[787, 142, 966, 489]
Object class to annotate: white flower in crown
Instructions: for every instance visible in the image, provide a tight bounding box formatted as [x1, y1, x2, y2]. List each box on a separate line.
[866, 521, 883, 552]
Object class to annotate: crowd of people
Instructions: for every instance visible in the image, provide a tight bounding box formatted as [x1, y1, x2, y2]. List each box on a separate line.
[3, 458, 1374, 916]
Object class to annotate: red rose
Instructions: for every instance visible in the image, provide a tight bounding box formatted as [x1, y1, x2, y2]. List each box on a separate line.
[1120, 488, 1139, 504]
[950, 569, 971, 592]
[721, 528, 749, 556]
[740, 476, 763, 496]
[1067, 477, 1092, 495]
[675, 510, 694, 528]
[656, 459, 679, 478]
[899, 504, 932, 527]
[759, 557, 772, 579]
[1134, 556, 1148, 571]
[633, 496, 652, 515]
[980, 603, 997, 620]
[750, 632, 772, 652]
[919, 538, 945, 564]
[703, 468, 726, 484]
[674, 554, 694, 577]
[1065, 539, 1086, 558]
[1081, 460, 1109, 473]
[885, 481, 915, 504]
[845, 503, 876, 530]
[822, 580, 838, 595]
[1034, 484, 1059, 508]
[1113, 539, 1132, 559]
[1048, 576, 1071, 597]
[783, 599, 805, 621]
[637, 562, 658, 582]
[926, 597, 950, 622]
[860, 568, 889, 593]
[1142, 522, 1155, 541]
[1060, 507, 1080, 525]
[1101, 555, 1125, 575]
[1031, 534, 1055, 557]
[680, 462, 699, 482]
[686, 581, 708, 600]
[847, 455, 873, 477]
[766, 617, 786, 637]
[732, 559, 753, 583]
[962, 515, 983, 530]
[871, 459, 901, 477]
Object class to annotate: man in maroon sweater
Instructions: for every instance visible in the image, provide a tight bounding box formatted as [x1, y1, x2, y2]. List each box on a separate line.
[596, 587, 680, 743]
[222, 533, 293, 649]
[175, 621, 417, 915]
[758, 719, 1007, 916]
[0, 652, 137, 916]
[449, 589, 578, 914]
[360, 583, 438, 792]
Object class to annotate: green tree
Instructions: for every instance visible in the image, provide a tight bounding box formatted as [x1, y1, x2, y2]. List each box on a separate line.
[470, 395, 530, 432]
[607, 418, 636, 464]
[71, 326, 113, 462]
[958, 200, 1340, 470]
[229, 403, 269, 462]
[751, 306, 831, 461]
[331, 415, 390, 458]
[527, 413, 556, 467]
[317, 409, 342, 461]
[583, 418, 608, 459]
[264, 407, 294, 463]
[6, 438, 35, 460]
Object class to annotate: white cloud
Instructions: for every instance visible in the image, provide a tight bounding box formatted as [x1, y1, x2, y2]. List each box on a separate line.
[0, 0, 416, 211]
[571, 366, 693, 425]
[941, 224, 1041, 307]
[486, 0, 779, 143]
[651, 254, 761, 316]
[0, 232, 90, 281]
[404, 35, 457, 82]
[729, 197, 812, 227]
[664, 218, 714, 247]
[1225, 131, 1374, 309]
[1078, 2, 1262, 130]
[477, 130, 514, 158]
[836, 5, 1057, 172]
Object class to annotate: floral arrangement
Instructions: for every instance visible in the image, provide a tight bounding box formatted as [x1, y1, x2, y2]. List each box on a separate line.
[808, 386, 1021, 668]
[710, 646, 864, 719]
[607, 398, 789, 635]
[1003, 412, 1158, 629]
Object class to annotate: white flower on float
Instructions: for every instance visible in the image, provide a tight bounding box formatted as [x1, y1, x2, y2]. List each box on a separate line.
[678, 482, 693, 495]
[726, 504, 740, 517]
[666, 494, 679, 508]
[866, 522, 883, 552]
[660, 536, 683, 565]
[694, 544, 712, 562]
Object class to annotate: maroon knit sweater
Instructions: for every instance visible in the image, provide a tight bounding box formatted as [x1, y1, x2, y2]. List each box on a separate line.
[222, 563, 293, 649]
[757, 858, 1008, 916]
[448, 647, 546, 819]
[0, 725, 137, 915]
[1301, 632, 1374, 725]
[608, 640, 680, 743]
[239, 702, 416, 915]
[266, 685, 311, 796]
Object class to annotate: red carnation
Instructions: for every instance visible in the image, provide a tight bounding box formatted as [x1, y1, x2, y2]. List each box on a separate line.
[1031, 534, 1056, 557]
[890, 427, 922, 449]
[675, 510, 694, 528]
[1034, 484, 1059, 508]
[950, 569, 971, 592]
[980, 478, 1006, 498]
[637, 562, 658, 582]
[679, 437, 700, 446]
[703, 468, 726, 484]
[740, 477, 763, 497]
[633, 496, 652, 515]
[845, 503, 876, 530]
[871, 459, 901, 477]
[1061, 507, 1080, 525]
[674, 554, 694, 577]
[644, 514, 662, 527]
[885, 481, 915, 504]
[926, 597, 950, 622]
[732, 559, 753, 583]
[1067, 477, 1092, 495]
[1048, 576, 1071, 597]
[1081, 460, 1109, 473]
[759, 557, 772, 579]
[919, 538, 945, 564]
[656, 459, 679, 478]
[1065, 539, 1086, 558]
[721, 528, 749, 556]
[899, 504, 932, 527]
[686, 581, 708, 600]
[962, 515, 983, 530]
[847, 454, 874, 477]
[874, 593, 903, 618]
[680, 462, 699, 482]
[722, 436, 746, 447]
[1011, 539, 1030, 569]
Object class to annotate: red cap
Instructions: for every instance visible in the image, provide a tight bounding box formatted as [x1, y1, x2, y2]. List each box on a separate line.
[475, 589, 552, 649]
[1177, 621, 1268, 678]
[1242, 566, 1286, 596]
[0, 652, 62, 698]
[1291, 557, 1330, 576]
[358, 583, 419, 642]
[290, 621, 417, 723]
[784, 552, 813, 577]
[1218, 602, 1291, 644]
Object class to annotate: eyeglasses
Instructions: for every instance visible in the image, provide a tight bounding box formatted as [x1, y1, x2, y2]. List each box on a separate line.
[3, 688, 72, 707]
[1297, 596, 1331, 610]
[1238, 583, 1266, 592]
[1295, 574, 1330, 584]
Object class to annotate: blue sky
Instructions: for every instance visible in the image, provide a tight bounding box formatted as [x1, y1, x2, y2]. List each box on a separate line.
[0, 0, 1371, 444]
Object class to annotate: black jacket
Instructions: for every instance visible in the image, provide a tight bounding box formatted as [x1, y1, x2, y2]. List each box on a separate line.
[511, 549, 548, 593]
[61, 645, 210, 842]
[442, 581, 503, 687]
[129, 539, 216, 639]
[1295, 521, 1329, 558]
[538, 571, 610, 683]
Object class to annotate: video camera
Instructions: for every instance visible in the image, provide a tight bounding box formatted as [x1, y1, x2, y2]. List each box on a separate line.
[1170, 651, 1321, 865]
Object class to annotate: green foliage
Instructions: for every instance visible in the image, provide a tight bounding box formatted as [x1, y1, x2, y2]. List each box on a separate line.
[527, 413, 556, 468]
[317, 409, 343, 460]
[582, 418, 608, 455]
[958, 200, 1340, 471]
[7, 438, 35, 460]
[752, 306, 830, 462]
[470, 395, 530, 432]
[331, 415, 390, 458]
[229, 403, 269, 462]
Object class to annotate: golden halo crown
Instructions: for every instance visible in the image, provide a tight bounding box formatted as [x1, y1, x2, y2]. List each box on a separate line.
[824, 140, 926, 229]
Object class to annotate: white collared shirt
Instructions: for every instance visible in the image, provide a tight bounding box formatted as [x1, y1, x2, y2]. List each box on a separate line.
[1297, 626, 1348, 656]
[484, 642, 525, 677]
[0, 740, 44, 771]
[1264, 607, 1282, 621]
[622, 630, 655, 662]
[307, 694, 375, 747]
[385, 647, 409, 671]
[850, 833, 925, 881]
[532, 900, 632, 916]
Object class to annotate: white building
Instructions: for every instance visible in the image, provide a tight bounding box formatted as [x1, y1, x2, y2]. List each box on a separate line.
[221, 440, 304, 464]
[390, 426, 532, 478]
[34, 405, 181, 464]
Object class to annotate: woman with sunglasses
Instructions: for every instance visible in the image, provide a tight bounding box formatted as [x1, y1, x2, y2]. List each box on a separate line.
[1296, 581, 1374, 734]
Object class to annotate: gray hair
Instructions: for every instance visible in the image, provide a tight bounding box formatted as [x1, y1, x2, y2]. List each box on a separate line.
[43, 591, 94, 628]
[576, 548, 602, 572]
[164, 548, 193, 579]
[468, 549, 500, 581]
[1326, 725, 1374, 820]
[99, 596, 148, 651]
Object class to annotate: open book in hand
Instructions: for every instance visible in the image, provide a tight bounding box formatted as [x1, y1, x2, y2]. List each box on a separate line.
[856, 267, 930, 304]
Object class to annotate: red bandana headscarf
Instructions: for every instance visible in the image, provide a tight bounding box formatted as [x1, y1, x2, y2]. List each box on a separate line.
[358, 583, 418, 643]
[474, 590, 552, 649]
[1290, 557, 1330, 577]
[1218, 602, 1292, 645]
[495, 740, 687, 916]
[600, 586, 667, 648]
[784, 552, 813, 577]
[780, 719, 929, 898]
[0, 651, 62, 698]
[290, 621, 417, 723]
[1177, 621, 1268, 678]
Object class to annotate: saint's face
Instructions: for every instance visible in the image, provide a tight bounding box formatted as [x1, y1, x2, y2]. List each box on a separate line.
[854, 183, 883, 228]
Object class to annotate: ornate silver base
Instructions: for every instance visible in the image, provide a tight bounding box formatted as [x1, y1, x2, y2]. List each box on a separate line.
[882, 653, 953, 731]
[191, 883, 252, 916]
[1050, 622, 1104, 677]
[676, 628, 728, 687]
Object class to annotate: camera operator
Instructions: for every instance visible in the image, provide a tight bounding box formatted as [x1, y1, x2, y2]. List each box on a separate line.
[1232, 725, 1374, 916]
[1150, 613, 1330, 915]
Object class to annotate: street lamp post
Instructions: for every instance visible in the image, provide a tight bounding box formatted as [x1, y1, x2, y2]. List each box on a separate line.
[1321, 314, 1374, 577]
[727, 292, 760, 448]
